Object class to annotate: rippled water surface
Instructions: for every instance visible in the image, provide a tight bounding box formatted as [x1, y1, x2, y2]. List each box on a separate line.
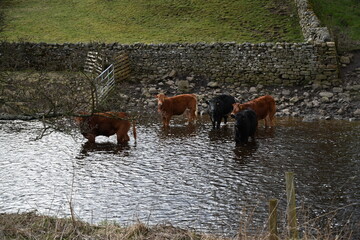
[1, 116, 359, 237]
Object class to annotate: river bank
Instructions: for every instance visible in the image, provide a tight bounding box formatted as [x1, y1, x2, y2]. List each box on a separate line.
[105, 53, 360, 122]
[0, 212, 225, 240]
[0, 53, 359, 121]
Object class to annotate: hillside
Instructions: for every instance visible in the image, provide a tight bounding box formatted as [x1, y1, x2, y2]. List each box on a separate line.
[0, 0, 302, 43]
[309, 0, 360, 51]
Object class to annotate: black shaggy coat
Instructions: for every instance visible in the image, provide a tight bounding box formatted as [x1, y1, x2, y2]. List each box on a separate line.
[233, 109, 258, 144]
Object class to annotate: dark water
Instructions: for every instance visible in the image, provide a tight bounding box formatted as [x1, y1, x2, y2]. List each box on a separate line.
[0, 116, 359, 238]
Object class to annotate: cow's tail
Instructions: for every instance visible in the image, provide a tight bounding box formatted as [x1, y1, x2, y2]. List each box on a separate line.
[132, 120, 137, 143]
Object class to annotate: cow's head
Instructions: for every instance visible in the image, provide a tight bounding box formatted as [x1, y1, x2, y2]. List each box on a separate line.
[74, 112, 92, 134]
[155, 93, 166, 106]
[207, 99, 220, 115]
[231, 103, 245, 118]
[74, 112, 88, 125]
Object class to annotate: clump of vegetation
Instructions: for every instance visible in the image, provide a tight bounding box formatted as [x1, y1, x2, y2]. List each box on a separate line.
[0, 212, 223, 240]
[0, 0, 302, 43]
[309, 0, 360, 52]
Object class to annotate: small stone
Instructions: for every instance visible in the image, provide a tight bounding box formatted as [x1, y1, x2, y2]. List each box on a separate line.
[168, 70, 176, 78]
[354, 109, 360, 116]
[339, 56, 351, 64]
[148, 87, 158, 94]
[319, 91, 334, 98]
[148, 101, 156, 108]
[177, 80, 190, 92]
[282, 89, 291, 96]
[290, 96, 299, 103]
[166, 80, 175, 85]
[207, 81, 219, 88]
[332, 87, 343, 93]
[249, 87, 257, 93]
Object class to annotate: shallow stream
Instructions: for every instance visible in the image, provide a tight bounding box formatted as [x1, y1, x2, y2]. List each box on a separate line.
[0, 116, 359, 237]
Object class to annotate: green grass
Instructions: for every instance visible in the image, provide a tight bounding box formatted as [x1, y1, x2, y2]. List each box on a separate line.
[309, 0, 360, 51]
[0, 0, 303, 43]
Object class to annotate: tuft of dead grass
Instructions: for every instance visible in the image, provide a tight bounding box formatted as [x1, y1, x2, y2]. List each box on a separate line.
[0, 211, 227, 240]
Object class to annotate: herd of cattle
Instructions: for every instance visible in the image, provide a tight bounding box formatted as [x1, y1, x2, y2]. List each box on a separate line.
[75, 94, 276, 145]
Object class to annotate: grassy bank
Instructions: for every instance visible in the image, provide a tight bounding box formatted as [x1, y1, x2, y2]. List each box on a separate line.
[1, 209, 356, 240]
[309, 0, 360, 51]
[0, 0, 302, 43]
[0, 212, 224, 240]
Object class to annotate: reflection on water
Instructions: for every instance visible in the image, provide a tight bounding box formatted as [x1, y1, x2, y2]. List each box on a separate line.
[79, 142, 131, 157]
[0, 117, 359, 238]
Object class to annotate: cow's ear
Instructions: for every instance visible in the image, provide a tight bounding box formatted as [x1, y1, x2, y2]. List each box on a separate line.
[155, 95, 159, 99]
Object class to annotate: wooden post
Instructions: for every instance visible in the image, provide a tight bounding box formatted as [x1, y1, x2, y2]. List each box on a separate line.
[285, 172, 299, 239]
[269, 199, 278, 240]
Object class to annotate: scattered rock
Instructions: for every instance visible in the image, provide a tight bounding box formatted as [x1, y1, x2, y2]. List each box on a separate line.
[177, 80, 191, 93]
[207, 81, 219, 88]
[339, 56, 351, 64]
[168, 70, 176, 78]
[249, 87, 257, 93]
[332, 87, 343, 93]
[319, 91, 334, 98]
[148, 101, 156, 108]
[148, 87, 158, 94]
[282, 89, 291, 96]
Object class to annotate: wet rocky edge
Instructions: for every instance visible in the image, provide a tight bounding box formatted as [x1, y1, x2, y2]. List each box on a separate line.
[0, 58, 359, 122]
[108, 69, 360, 122]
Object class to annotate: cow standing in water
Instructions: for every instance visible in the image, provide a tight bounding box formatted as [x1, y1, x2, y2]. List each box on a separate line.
[156, 93, 197, 127]
[233, 109, 258, 144]
[231, 95, 276, 127]
[75, 112, 136, 144]
[207, 94, 235, 129]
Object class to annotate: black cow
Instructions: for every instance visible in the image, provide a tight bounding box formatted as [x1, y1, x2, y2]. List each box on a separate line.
[207, 94, 236, 129]
[233, 109, 258, 144]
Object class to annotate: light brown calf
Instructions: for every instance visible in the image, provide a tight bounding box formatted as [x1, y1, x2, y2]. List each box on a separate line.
[156, 93, 197, 127]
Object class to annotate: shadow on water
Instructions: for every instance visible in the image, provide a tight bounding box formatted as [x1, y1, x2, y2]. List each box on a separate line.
[158, 123, 197, 139]
[208, 125, 233, 142]
[256, 126, 276, 139]
[233, 141, 259, 163]
[78, 141, 132, 158]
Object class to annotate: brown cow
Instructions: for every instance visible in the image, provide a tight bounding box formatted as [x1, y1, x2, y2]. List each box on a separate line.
[75, 112, 136, 144]
[156, 93, 197, 127]
[231, 95, 276, 127]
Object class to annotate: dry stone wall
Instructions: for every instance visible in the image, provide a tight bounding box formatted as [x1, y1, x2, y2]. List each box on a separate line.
[294, 0, 332, 42]
[0, 0, 340, 87]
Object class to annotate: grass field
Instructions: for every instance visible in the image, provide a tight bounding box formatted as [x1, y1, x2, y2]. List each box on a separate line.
[0, 0, 303, 43]
[309, 0, 360, 51]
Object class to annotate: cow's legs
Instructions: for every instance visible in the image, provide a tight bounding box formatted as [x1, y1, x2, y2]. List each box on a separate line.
[85, 134, 96, 143]
[188, 108, 197, 124]
[264, 115, 271, 128]
[163, 116, 171, 127]
[224, 116, 227, 124]
[116, 133, 130, 144]
[216, 117, 221, 129]
[269, 114, 275, 127]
